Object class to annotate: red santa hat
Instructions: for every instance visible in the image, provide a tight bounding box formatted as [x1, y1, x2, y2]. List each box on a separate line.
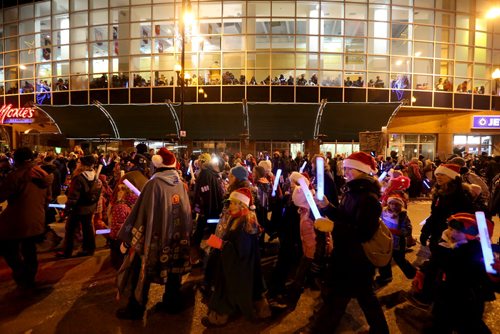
[387, 193, 406, 207]
[390, 176, 411, 191]
[152, 147, 177, 168]
[229, 187, 253, 208]
[343, 152, 378, 175]
[434, 163, 460, 179]
[447, 212, 493, 241]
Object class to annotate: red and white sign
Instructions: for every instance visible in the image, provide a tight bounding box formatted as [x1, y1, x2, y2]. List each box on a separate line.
[0, 104, 35, 124]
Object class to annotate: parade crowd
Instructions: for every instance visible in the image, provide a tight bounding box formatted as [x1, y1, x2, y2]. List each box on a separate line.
[0, 143, 499, 333]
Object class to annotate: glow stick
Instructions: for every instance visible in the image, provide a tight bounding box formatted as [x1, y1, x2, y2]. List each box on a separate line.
[299, 161, 307, 173]
[96, 164, 103, 178]
[272, 169, 282, 197]
[49, 203, 66, 209]
[207, 219, 220, 224]
[378, 171, 387, 182]
[96, 229, 111, 235]
[107, 157, 112, 165]
[420, 216, 429, 226]
[123, 179, 141, 197]
[316, 157, 324, 200]
[423, 178, 431, 189]
[102, 158, 107, 166]
[297, 177, 321, 220]
[247, 165, 252, 173]
[475, 211, 497, 274]
[187, 160, 193, 175]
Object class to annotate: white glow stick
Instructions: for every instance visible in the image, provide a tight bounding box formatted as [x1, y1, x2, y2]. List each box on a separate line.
[420, 216, 429, 226]
[123, 179, 141, 197]
[247, 165, 252, 173]
[316, 157, 324, 201]
[102, 158, 107, 166]
[96, 164, 103, 178]
[475, 211, 497, 274]
[207, 219, 220, 224]
[187, 160, 193, 175]
[297, 177, 322, 220]
[378, 171, 387, 182]
[49, 203, 66, 209]
[299, 161, 307, 173]
[96, 229, 111, 235]
[272, 169, 282, 197]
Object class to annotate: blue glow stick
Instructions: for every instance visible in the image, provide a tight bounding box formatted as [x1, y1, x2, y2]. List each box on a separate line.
[299, 161, 307, 173]
[377, 171, 387, 182]
[96, 229, 111, 235]
[272, 169, 282, 197]
[423, 178, 431, 189]
[49, 203, 66, 209]
[123, 179, 141, 197]
[102, 158, 107, 166]
[207, 219, 220, 224]
[475, 211, 497, 274]
[187, 160, 193, 175]
[297, 177, 321, 220]
[316, 157, 324, 200]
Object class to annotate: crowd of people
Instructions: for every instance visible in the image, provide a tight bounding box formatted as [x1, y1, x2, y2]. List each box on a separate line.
[0, 144, 499, 332]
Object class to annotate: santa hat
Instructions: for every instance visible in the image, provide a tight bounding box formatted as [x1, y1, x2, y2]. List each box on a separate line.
[390, 176, 411, 191]
[152, 147, 176, 168]
[343, 152, 378, 175]
[447, 212, 493, 241]
[434, 163, 460, 179]
[229, 187, 253, 208]
[387, 193, 406, 207]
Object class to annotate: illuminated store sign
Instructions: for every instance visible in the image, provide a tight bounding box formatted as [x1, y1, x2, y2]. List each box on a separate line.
[472, 115, 500, 129]
[0, 104, 35, 124]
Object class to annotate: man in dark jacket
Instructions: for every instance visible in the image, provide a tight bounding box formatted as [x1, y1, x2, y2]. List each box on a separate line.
[301, 152, 389, 334]
[0, 147, 52, 288]
[192, 153, 225, 261]
[57, 155, 102, 258]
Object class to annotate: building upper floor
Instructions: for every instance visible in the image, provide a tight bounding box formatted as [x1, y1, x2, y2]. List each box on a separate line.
[0, 0, 498, 107]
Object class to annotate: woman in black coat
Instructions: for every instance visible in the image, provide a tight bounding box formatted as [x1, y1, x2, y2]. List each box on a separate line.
[302, 152, 389, 334]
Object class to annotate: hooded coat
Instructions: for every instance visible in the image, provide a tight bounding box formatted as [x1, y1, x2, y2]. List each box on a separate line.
[117, 169, 193, 303]
[0, 163, 52, 240]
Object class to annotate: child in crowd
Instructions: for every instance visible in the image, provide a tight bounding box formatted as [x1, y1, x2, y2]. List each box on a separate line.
[287, 184, 333, 308]
[428, 213, 494, 333]
[203, 188, 270, 327]
[376, 193, 416, 286]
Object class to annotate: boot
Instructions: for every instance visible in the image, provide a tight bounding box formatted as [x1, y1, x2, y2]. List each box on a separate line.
[116, 299, 145, 320]
[201, 310, 229, 328]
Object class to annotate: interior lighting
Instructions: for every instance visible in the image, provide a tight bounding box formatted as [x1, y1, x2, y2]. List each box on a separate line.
[486, 7, 500, 19]
[492, 68, 500, 79]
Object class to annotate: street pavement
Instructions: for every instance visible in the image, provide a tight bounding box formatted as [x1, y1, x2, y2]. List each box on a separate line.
[0, 199, 499, 334]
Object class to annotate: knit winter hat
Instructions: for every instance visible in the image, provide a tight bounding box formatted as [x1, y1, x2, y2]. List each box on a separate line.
[289, 171, 310, 186]
[447, 212, 493, 241]
[229, 187, 253, 207]
[434, 163, 460, 179]
[198, 153, 212, 166]
[230, 165, 249, 182]
[258, 160, 272, 174]
[152, 147, 176, 168]
[79, 155, 95, 167]
[387, 193, 406, 207]
[449, 157, 466, 167]
[343, 152, 378, 175]
[292, 186, 310, 209]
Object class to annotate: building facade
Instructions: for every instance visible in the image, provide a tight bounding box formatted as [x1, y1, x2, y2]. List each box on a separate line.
[0, 0, 499, 158]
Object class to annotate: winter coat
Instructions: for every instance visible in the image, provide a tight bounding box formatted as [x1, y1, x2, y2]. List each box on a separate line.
[41, 162, 62, 198]
[421, 178, 474, 248]
[117, 169, 193, 303]
[66, 170, 101, 216]
[323, 175, 382, 293]
[0, 163, 52, 240]
[194, 166, 224, 219]
[298, 207, 332, 259]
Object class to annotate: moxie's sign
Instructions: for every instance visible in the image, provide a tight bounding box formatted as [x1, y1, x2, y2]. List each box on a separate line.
[0, 104, 35, 124]
[472, 115, 500, 129]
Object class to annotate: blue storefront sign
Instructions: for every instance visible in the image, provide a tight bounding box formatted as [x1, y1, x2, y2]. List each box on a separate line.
[472, 115, 500, 129]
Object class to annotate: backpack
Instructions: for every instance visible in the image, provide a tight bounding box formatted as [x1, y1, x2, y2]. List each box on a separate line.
[81, 176, 103, 205]
[362, 219, 393, 267]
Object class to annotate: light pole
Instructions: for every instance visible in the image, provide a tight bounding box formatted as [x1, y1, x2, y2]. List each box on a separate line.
[493, 68, 500, 96]
[177, 0, 192, 142]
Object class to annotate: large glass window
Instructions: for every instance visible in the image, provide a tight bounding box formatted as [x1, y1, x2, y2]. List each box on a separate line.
[453, 135, 491, 156]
